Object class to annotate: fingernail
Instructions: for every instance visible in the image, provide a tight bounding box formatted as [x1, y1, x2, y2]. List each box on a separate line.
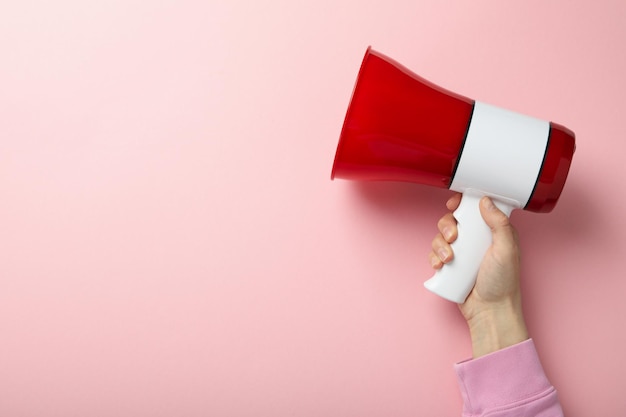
[483, 197, 495, 210]
[443, 226, 453, 241]
[437, 247, 449, 262]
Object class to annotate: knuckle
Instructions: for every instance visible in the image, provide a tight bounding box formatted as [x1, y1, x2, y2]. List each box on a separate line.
[437, 213, 455, 231]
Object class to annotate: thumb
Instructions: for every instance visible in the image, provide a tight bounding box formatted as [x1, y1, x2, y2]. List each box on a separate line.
[480, 197, 518, 254]
[479, 197, 515, 241]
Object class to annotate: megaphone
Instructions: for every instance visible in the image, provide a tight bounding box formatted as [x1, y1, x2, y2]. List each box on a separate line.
[331, 47, 575, 303]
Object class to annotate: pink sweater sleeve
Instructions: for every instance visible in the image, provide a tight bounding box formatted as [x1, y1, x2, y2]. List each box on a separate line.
[454, 339, 563, 417]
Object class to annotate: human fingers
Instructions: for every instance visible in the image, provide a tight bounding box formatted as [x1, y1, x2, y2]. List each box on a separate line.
[437, 212, 458, 243]
[446, 193, 462, 211]
[429, 251, 443, 269]
[478, 197, 518, 247]
[431, 233, 453, 266]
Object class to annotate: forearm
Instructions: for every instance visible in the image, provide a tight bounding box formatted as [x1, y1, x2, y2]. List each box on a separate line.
[466, 298, 529, 358]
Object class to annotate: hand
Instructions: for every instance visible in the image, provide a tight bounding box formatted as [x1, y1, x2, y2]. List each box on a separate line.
[429, 193, 529, 357]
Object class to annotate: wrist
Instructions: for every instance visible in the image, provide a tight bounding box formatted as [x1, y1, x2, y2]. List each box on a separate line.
[466, 299, 529, 358]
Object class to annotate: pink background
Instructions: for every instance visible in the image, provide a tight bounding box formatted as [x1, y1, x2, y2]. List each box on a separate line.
[1, 1, 624, 415]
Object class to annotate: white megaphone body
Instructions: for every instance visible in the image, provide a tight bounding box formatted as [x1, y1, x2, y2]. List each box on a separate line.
[331, 47, 575, 303]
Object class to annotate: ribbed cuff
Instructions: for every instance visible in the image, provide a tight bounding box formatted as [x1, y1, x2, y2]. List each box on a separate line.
[454, 339, 554, 415]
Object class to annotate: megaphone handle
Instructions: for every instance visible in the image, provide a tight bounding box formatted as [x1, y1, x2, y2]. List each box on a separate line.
[423, 191, 515, 303]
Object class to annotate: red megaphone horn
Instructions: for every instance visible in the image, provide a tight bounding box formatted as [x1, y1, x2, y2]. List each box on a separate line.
[332, 47, 575, 303]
